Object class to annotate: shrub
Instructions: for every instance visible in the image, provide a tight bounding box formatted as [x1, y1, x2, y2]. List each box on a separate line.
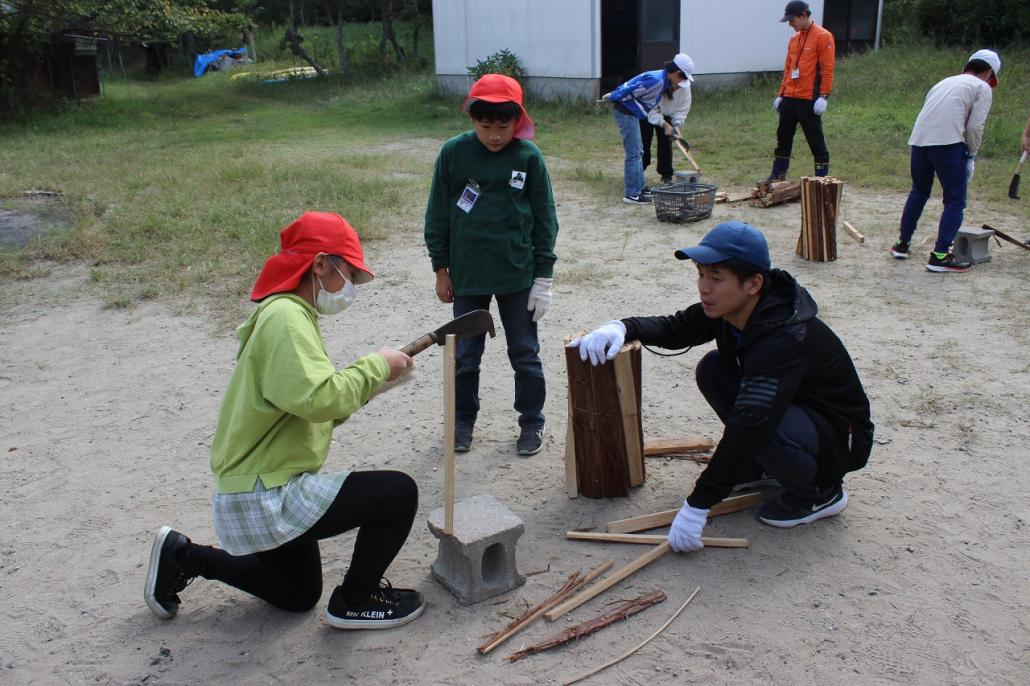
[467, 49, 527, 83]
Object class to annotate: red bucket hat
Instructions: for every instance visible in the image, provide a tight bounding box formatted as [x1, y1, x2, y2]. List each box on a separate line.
[250, 211, 373, 302]
[462, 74, 536, 140]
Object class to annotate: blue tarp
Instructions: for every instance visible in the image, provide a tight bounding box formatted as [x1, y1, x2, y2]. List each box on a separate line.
[193, 48, 248, 78]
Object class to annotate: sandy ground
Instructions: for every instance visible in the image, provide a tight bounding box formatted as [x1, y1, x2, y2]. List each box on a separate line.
[2, 171, 1029, 685]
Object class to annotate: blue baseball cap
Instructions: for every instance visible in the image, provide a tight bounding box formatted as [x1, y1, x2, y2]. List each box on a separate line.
[674, 221, 771, 271]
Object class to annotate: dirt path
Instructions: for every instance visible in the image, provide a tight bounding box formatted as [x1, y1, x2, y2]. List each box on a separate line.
[1, 182, 1028, 685]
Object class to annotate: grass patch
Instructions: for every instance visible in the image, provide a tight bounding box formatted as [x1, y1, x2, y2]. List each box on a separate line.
[1, 41, 1028, 315]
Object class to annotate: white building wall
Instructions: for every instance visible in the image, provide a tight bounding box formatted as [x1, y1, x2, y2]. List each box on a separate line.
[681, 0, 824, 74]
[433, 0, 599, 98]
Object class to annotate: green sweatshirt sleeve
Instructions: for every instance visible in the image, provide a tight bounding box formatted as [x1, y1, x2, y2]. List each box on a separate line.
[526, 148, 558, 278]
[425, 141, 453, 272]
[258, 309, 390, 423]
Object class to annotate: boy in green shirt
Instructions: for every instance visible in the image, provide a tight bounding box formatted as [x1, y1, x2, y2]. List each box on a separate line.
[145, 212, 424, 630]
[424, 74, 559, 456]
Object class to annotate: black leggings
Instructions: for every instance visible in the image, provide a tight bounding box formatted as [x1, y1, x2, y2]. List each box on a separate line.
[184, 470, 418, 612]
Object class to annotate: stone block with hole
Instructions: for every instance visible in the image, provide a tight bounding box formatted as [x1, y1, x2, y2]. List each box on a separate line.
[426, 494, 525, 605]
[952, 225, 994, 264]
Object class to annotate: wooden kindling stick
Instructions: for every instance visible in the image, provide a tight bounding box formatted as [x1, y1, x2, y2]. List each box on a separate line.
[544, 542, 671, 622]
[605, 491, 764, 534]
[561, 586, 701, 685]
[508, 589, 667, 663]
[566, 531, 749, 548]
[477, 559, 614, 654]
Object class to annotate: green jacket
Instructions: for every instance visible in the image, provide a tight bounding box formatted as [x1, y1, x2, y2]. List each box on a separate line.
[210, 294, 390, 494]
[424, 131, 558, 295]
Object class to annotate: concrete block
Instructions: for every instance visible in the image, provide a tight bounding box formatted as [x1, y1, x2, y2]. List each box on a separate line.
[427, 494, 525, 606]
[673, 170, 703, 185]
[953, 225, 994, 264]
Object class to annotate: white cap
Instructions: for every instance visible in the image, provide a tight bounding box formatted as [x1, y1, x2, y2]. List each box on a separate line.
[968, 49, 1000, 87]
[673, 53, 695, 82]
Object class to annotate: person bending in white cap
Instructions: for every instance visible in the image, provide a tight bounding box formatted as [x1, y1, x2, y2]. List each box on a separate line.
[889, 49, 1000, 273]
[640, 53, 695, 186]
[570, 221, 873, 550]
[599, 55, 694, 205]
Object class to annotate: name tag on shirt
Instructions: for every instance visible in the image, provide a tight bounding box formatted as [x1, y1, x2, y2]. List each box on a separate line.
[791, 68, 800, 80]
[509, 170, 527, 190]
[457, 179, 480, 213]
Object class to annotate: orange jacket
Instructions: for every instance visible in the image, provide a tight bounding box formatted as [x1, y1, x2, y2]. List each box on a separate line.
[778, 23, 835, 100]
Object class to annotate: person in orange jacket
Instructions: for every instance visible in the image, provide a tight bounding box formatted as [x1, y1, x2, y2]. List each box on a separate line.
[767, 1, 835, 181]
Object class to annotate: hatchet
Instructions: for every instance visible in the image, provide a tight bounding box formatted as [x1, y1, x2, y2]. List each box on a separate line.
[400, 309, 496, 356]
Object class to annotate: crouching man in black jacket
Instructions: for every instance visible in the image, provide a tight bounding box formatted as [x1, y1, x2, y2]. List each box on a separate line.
[569, 221, 872, 551]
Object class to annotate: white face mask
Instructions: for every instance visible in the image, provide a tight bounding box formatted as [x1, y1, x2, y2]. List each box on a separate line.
[313, 264, 357, 315]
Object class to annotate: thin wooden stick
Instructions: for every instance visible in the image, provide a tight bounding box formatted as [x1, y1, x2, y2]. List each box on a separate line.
[606, 492, 764, 534]
[841, 220, 863, 243]
[545, 543, 670, 621]
[443, 334, 456, 533]
[509, 590, 667, 663]
[561, 586, 701, 685]
[643, 436, 713, 455]
[566, 531, 749, 548]
[477, 560, 614, 654]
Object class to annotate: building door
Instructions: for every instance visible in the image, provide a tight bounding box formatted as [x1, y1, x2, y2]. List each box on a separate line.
[601, 0, 679, 92]
[823, 0, 880, 53]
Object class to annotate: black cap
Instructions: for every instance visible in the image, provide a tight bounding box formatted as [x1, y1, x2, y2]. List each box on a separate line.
[780, 1, 810, 21]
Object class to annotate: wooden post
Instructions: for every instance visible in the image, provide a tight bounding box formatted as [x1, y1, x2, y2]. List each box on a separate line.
[797, 176, 843, 261]
[443, 334, 456, 533]
[565, 340, 644, 498]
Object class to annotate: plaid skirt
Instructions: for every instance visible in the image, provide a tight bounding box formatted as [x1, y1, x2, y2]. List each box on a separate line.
[212, 470, 349, 556]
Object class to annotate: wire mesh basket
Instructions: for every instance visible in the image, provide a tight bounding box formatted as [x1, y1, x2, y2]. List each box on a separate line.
[652, 182, 718, 223]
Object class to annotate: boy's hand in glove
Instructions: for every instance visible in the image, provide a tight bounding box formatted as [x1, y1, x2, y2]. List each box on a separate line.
[668, 501, 709, 552]
[567, 320, 626, 366]
[813, 96, 827, 115]
[773, 96, 782, 112]
[527, 278, 553, 322]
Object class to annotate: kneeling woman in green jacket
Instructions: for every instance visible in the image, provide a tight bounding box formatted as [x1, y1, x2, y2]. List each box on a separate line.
[145, 211, 424, 630]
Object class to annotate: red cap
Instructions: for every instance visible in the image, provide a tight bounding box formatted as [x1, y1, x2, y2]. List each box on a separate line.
[250, 212, 373, 302]
[462, 74, 536, 140]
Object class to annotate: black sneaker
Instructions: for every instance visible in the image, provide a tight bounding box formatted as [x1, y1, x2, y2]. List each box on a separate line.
[756, 487, 848, 529]
[661, 176, 674, 184]
[926, 252, 971, 273]
[889, 240, 911, 259]
[622, 193, 652, 205]
[640, 186, 653, 197]
[325, 580, 425, 630]
[144, 526, 195, 619]
[454, 423, 474, 452]
[516, 425, 545, 456]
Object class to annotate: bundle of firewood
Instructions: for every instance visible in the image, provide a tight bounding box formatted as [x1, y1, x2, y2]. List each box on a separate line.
[749, 179, 801, 208]
[796, 176, 844, 262]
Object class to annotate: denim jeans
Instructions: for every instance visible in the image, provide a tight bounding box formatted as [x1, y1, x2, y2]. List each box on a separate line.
[614, 107, 645, 196]
[899, 142, 968, 254]
[452, 289, 545, 429]
[695, 350, 825, 499]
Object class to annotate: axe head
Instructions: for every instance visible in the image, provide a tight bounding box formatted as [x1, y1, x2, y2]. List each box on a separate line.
[432, 309, 495, 343]
[400, 309, 497, 357]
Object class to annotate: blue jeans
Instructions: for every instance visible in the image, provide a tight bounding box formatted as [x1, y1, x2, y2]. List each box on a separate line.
[452, 289, 545, 429]
[899, 142, 968, 254]
[695, 351, 825, 499]
[614, 107, 645, 196]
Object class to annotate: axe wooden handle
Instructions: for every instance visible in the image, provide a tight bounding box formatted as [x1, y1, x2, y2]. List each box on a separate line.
[401, 333, 437, 357]
[673, 138, 701, 173]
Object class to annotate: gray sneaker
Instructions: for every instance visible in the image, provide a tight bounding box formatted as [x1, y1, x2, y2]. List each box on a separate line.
[454, 423, 474, 452]
[516, 425, 545, 456]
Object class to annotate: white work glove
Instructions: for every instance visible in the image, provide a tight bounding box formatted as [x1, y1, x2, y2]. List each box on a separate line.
[668, 501, 710, 553]
[966, 157, 975, 184]
[773, 96, 782, 112]
[527, 277, 553, 322]
[598, 92, 612, 103]
[568, 320, 626, 366]
[813, 96, 827, 116]
[370, 367, 416, 399]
